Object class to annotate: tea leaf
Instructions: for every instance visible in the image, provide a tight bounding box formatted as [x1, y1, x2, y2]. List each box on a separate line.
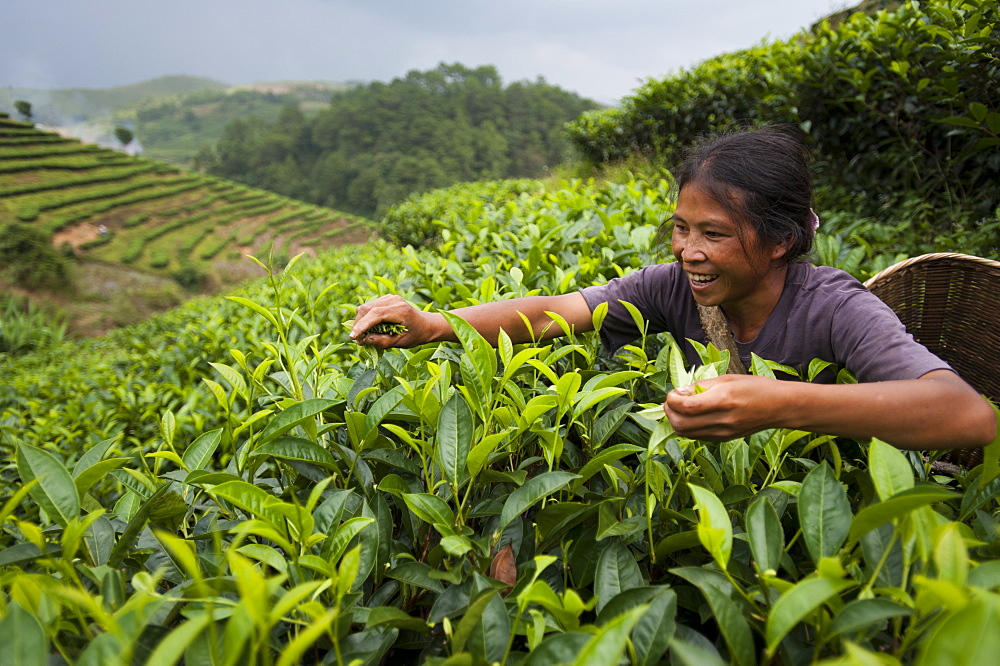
[571, 387, 628, 420]
[70, 436, 119, 478]
[933, 523, 969, 588]
[522, 634, 591, 666]
[74, 457, 130, 497]
[436, 391, 473, 490]
[798, 462, 850, 563]
[403, 493, 456, 531]
[182, 428, 223, 471]
[83, 515, 115, 567]
[629, 588, 677, 666]
[226, 295, 280, 330]
[160, 410, 176, 448]
[364, 387, 405, 436]
[869, 438, 914, 501]
[978, 401, 1000, 489]
[669, 636, 728, 666]
[848, 486, 959, 546]
[671, 567, 755, 666]
[16, 444, 80, 527]
[571, 605, 647, 666]
[467, 428, 514, 478]
[366, 607, 429, 634]
[276, 610, 337, 666]
[746, 496, 783, 573]
[386, 561, 445, 593]
[573, 444, 643, 489]
[257, 398, 338, 446]
[249, 437, 338, 469]
[327, 517, 375, 564]
[108, 483, 172, 568]
[916, 590, 1000, 666]
[827, 598, 913, 638]
[689, 483, 733, 569]
[595, 541, 645, 614]
[0, 602, 47, 666]
[498, 472, 579, 532]
[463, 590, 510, 664]
[766, 576, 855, 655]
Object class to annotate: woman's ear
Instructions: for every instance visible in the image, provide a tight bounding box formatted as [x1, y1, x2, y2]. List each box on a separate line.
[769, 239, 790, 261]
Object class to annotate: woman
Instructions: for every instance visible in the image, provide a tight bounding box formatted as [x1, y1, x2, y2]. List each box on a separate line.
[350, 127, 996, 451]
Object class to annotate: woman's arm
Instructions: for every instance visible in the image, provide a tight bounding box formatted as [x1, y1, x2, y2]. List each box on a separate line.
[350, 292, 595, 349]
[664, 369, 997, 450]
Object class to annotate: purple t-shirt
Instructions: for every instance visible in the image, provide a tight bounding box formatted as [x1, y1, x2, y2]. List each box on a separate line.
[579, 261, 951, 383]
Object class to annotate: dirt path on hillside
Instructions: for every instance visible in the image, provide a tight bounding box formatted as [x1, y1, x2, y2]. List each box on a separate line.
[52, 223, 101, 250]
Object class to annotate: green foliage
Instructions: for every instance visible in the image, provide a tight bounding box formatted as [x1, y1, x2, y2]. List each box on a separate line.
[15, 205, 39, 222]
[381, 178, 545, 247]
[13, 100, 32, 122]
[131, 83, 346, 165]
[0, 296, 67, 355]
[4, 177, 976, 663]
[0, 222, 69, 290]
[205, 63, 601, 217]
[566, 0, 1000, 258]
[171, 263, 206, 292]
[113, 125, 134, 147]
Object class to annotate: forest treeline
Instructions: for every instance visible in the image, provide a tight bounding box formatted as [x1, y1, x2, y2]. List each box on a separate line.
[195, 63, 600, 217]
[132, 83, 345, 165]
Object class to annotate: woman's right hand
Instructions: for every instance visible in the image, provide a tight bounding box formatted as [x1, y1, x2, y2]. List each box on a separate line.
[349, 295, 443, 349]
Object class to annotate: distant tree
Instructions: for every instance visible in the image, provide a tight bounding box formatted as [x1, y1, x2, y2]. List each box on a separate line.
[114, 126, 134, 148]
[14, 100, 32, 123]
[193, 145, 218, 172]
[206, 63, 601, 217]
[0, 222, 70, 290]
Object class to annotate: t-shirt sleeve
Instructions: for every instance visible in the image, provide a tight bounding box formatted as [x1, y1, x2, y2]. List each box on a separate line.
[829, 288, 953, 382]
[579, 263, 679, 354]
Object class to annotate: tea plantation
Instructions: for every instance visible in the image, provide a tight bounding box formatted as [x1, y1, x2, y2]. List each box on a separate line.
[1, 0, 998, 663]
[1, 172, 998, 664]
[0, 116, 371, 278]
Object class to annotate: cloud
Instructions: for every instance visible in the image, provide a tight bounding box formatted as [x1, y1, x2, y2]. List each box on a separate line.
[0, 0, 842, 102]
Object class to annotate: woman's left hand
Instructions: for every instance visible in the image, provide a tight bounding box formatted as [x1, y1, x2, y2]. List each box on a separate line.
[663, 374, 785, 441]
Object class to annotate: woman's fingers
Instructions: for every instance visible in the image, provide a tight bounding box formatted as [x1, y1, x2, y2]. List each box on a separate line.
[349, 294, 437, 349]
[663, 375, 775, 440]
[350, 295, 412, 341]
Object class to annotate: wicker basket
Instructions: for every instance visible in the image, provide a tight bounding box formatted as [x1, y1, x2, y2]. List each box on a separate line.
[864, 252, 1000, 467]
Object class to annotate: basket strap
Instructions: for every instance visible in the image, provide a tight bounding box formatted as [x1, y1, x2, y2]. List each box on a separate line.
[697, 304, 747, 375]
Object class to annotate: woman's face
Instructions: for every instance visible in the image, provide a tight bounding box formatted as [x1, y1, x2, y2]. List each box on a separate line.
[670, 185, 788, 312]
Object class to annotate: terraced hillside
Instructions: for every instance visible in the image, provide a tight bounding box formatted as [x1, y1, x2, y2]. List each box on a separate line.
[0, 115, 372, 279]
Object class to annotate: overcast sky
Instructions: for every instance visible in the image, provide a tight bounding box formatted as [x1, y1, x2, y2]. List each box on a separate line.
[2, 0, 848, 104]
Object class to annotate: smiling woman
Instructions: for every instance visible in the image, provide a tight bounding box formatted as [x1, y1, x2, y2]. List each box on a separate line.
[352, 125, 997, 451]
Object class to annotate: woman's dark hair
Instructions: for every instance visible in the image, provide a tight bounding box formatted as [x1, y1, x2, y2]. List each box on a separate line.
[675, 125, 815, 264]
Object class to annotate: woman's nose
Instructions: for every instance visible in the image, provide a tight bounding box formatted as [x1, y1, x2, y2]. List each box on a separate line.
[678, 237, 706, 262]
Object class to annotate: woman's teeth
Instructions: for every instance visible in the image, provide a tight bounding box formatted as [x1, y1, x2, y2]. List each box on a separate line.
[688, 273, 718, 283]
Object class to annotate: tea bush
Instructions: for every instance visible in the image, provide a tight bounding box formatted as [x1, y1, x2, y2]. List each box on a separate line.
[0, 296, 67, 356]
[0, 177, 997, 664]
[0, 222, 70, 290]
[380, 178, 546, 248]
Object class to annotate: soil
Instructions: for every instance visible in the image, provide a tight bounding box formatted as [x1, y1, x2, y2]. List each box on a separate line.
[52, 222, 101, 251]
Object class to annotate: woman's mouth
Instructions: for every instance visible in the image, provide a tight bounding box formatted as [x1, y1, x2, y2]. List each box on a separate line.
[687, 272, 719, 288]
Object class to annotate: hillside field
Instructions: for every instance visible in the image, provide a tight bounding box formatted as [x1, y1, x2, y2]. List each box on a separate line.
[0, 114, 373, 333]
[0, 115, 371, 273]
